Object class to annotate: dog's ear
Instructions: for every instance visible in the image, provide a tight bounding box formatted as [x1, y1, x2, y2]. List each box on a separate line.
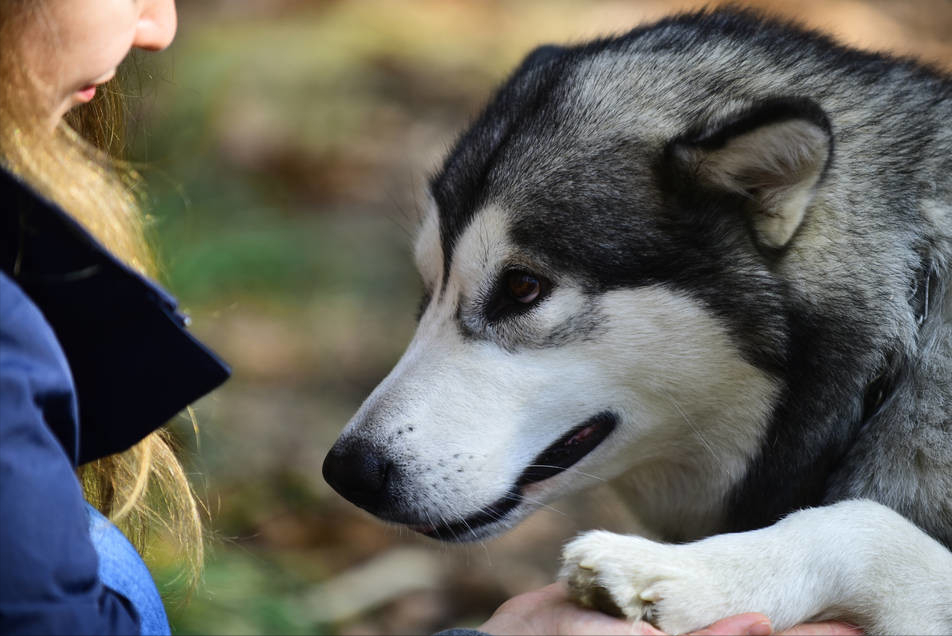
[666, 98, 833, 249]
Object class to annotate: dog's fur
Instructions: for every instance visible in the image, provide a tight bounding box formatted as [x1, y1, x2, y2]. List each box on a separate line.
[324, 9, 952, 633]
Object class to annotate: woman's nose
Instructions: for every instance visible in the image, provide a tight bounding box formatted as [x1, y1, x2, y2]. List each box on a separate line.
[133, 0, 177, 52]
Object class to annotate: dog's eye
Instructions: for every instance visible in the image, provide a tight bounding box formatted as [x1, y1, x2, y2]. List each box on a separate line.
[506, 271, 541, 304]
[485, 268, 551, 323]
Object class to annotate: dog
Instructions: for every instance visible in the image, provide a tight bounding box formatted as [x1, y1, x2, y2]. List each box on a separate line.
[323, 8, 952, 633]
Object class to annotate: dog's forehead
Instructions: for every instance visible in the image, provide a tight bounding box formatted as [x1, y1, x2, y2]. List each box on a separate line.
[449, 204, 512, 292]
[415, 196, 513, 295]
[427, 52, 681, 286]
[425, 149, 664, 294]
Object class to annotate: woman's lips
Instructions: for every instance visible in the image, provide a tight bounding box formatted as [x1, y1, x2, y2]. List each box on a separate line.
[76, 85, 97, 103]
[74, 68, 116, 103]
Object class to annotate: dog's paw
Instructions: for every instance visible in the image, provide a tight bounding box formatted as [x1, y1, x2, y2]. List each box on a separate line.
[560, 530, 727, 634]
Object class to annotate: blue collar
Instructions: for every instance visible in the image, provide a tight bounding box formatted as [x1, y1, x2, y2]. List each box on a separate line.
[1, 166, 230, 464]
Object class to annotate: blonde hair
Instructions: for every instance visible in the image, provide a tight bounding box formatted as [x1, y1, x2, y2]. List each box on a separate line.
[0, 1, 203, 588]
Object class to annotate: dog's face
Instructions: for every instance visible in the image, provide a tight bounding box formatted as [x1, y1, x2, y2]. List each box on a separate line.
[324, 41, 833, 541]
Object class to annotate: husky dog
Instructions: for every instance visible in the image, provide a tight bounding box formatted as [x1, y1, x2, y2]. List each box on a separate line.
[323, 8, 952, 633]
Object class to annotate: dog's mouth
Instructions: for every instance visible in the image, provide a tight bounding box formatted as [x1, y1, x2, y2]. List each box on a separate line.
[409, 411, 618, 541]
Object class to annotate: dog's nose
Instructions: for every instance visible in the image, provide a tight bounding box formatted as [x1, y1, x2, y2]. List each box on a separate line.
[322, 439, 392, 513]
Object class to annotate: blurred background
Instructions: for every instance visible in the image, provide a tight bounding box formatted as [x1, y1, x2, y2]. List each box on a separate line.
[130, 1, 952, 633]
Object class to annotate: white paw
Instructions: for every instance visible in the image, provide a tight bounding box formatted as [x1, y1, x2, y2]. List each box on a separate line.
[560, 531, 728, 634]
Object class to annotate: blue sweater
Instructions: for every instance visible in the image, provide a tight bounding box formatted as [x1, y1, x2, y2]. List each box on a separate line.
[0, 166, 229, 634]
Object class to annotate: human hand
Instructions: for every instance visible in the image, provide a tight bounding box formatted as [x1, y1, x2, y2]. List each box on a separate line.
[476, 582, 635, 635]
[477, 582, 862, 635]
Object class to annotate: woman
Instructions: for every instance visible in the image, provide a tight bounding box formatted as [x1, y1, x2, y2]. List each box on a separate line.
[0, 1, 229, 634]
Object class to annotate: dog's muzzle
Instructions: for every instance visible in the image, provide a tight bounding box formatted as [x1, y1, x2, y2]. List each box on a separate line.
[322, 411, 618, 541]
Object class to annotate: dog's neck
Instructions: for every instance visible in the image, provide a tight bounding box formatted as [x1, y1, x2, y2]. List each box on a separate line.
[611, 454, 742, 542]
[611, 264, 938, 544]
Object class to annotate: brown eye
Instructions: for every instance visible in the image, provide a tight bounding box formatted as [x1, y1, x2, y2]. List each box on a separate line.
[507, 271, 541, 304]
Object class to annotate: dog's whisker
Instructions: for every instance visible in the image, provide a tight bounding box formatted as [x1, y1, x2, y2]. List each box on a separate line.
[522, 464, 608, 483]
[515, 493, 568, 518]
[659, 389, 720, 465]
[420, 491, 493, 556]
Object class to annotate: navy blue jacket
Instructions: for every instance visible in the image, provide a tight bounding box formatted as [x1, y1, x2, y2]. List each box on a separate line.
[0, 165, 230, 634]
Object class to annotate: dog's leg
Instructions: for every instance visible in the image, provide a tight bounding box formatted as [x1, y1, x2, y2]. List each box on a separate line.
[560, 499, 952, 634]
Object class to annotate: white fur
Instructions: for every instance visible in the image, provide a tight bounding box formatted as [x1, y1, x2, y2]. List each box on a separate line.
[413, 197, 442, 290]
[561, 499, 952, 634]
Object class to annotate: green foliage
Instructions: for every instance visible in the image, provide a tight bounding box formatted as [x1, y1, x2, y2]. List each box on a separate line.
[159, 214, 417, 305]
[158, 548, 320, 635]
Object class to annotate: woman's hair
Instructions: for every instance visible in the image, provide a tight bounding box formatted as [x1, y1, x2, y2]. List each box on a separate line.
[0, 1, 203, 588]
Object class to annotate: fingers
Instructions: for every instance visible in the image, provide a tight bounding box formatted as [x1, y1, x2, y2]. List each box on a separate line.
[685, 613, 863, 636]
[776, 621, 863, 635]
[478, 582, 637, 635]
[567, 616, 660, 635]
[481, 582, 861, 636]
[627, 621, 666, 635]
[689, 613, 773, 636]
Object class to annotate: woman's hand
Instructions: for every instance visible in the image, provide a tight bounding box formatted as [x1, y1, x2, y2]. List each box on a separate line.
[477, 583, 862, 635]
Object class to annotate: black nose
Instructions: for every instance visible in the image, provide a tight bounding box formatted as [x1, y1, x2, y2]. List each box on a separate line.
[322, 439, 392, 514]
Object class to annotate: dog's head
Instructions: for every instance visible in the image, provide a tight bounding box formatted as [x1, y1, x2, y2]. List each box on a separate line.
[324, 32, 833, 541]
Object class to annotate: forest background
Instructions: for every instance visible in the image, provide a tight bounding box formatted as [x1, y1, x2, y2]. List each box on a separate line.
[130, 1, 952, 633]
